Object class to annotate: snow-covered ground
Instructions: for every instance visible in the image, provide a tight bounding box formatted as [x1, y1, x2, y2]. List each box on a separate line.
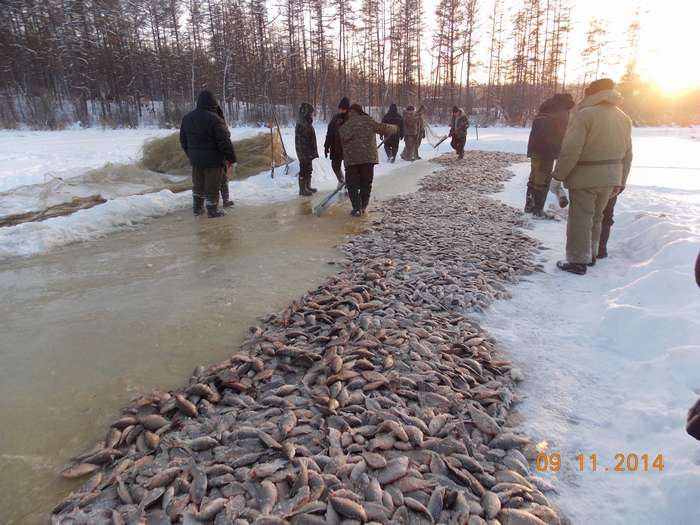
[0, 125, 458, 259]
[480, 138, 700, 524]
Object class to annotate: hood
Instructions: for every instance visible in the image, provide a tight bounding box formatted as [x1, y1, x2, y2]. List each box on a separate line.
[298, 102, 314, 123]
[578, 89, 623, 110]
[387, 103, 398, 115]
[196, 90, 218, 111]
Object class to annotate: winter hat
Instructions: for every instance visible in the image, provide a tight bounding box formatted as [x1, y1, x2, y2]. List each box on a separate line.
[338, 97, 351, 110]
[388, 103, 398, 114]
[349, 103, 366, 115]
[554, 93, 576, 110]
[406, 105, 415, 111]
[452, 106, 460, 113]
[584, 78, 614, 97]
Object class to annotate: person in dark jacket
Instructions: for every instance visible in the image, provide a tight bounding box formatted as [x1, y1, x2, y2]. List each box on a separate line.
[525, 93, 576, 216]
[295, 102, 319, 197]
[324, 97, 350, 188]
[215, 105, 234, 208]
[381, 104, 404, 163]
[180, 90, 236, 218]
[339, 104, 398, 216]
[449, 107, 469, 159]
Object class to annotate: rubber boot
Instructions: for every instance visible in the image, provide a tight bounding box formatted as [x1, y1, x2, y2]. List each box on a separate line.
[598, 223, 611, 259]
[524, 187, 537, 213]
[220, 182, 234, 208]
[306, 176, 317, 193]
[206, 204, 225, 218]
[193, 196, 204, 216]
[298, 176, 312, 196]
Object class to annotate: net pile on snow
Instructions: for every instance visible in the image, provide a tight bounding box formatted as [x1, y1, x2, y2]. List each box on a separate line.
[141, 131, 292, 179]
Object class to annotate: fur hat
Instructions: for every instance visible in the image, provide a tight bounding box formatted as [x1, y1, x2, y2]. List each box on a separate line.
[584, 78, 614, 97]
[338, 97, 351, 110]
[349, 103, 366, 115]
[452, 106, 461, 113]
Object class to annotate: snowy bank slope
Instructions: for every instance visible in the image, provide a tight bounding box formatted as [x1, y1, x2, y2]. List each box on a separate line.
[483, 162, 700, 525]
[0, 125, 455, 260]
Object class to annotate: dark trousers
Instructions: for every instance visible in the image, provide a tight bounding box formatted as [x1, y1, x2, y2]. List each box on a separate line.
[192, 166, 224, 206]
[451, 136, 466, 157]
[602, 195, 617, 227]
[220, 170, 230, 202]
[331, 157, 344, 182]
[299, 159, 313, 180]
[525, 157, 555, 213]
[384, 135, 400, 160]
[346, 163, 375, 211]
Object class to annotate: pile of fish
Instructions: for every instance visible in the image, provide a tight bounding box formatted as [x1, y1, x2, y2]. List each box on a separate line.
[52, 151, 561, 525]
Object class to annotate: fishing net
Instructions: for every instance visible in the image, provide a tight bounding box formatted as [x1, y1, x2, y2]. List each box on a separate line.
[423, 121, 449, 147]
[141, 130, 292, 179]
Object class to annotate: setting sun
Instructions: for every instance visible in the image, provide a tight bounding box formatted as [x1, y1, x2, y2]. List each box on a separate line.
[637, 0, 700, 95]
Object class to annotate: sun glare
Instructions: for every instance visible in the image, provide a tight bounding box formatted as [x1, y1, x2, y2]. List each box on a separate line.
[638, 2, 699, 96]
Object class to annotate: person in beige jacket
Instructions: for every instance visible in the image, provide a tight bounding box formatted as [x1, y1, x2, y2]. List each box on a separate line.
[552, 78, 633, 275]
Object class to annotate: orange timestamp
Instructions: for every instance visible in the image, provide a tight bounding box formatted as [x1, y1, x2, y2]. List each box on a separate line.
[535, 452, 665, 473]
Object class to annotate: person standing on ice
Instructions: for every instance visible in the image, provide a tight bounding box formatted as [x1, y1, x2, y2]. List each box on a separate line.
[215, 105, 235, 208]
[524, 93, 575, 217]
[295, 102, 319, 197]
[381, 103, 404, 163]
[449, 107, 469, 159]
[415, 105, 427, 159]
[339, 104, 398, 216]
[324, 97, 350, 188]
[179, 90, 236, 218]
[401, 106, 419, 161]
[552, 78, 633, 275]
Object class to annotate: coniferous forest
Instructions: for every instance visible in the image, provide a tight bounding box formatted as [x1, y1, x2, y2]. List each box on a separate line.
[2, 0, 699, 129]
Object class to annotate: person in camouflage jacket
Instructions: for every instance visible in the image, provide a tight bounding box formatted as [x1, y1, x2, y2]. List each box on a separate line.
[295, 102, 319, 196]
[339, 104, 398, 216]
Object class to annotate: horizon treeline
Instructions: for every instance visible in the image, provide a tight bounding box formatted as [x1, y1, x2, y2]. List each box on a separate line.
[2, 0, 699, 129]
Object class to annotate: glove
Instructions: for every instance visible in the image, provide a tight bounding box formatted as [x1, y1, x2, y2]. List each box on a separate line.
[559, 195, 569, 208]
[324, 148, 329, 158]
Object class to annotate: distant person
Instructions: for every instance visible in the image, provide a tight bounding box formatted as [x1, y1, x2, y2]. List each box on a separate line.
[525, 93, 576, 217]
[449, 107, 469, 159]
[324, 97, 350, 189]
[215, 105, 234, 208]
[415, 105, 427, 159]
[401, 106, 419, 161]
[179, 90, 236, 218]
[338, 104, 398, 216]
[381, 103, 404, 163]
[295, 102, 319, 197]
[552, 78, 633, 275]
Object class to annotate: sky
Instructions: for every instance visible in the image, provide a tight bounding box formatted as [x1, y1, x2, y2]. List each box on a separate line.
[420, 0, 699, 93]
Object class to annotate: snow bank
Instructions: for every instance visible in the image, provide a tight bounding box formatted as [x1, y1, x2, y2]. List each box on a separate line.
[483, 161, 700, 525]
